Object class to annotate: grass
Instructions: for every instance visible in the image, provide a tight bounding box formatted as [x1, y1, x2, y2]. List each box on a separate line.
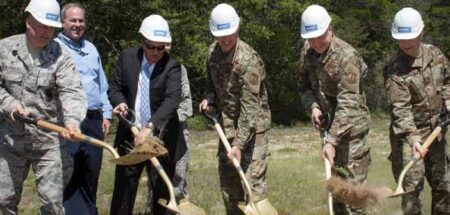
[18, 117, 433, 214]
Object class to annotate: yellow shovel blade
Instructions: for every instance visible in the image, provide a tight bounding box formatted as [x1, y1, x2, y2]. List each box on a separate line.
[157, 198, 182, 214]
[237, 202, 260, 215]
[178, 199, 206, 215]
[256, 198, 278, 215]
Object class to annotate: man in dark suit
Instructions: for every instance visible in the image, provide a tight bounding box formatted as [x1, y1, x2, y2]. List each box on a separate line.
[108, 14, 181, 215]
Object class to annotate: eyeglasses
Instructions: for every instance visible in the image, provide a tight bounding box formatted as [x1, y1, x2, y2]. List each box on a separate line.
[143, 42, 165, 52]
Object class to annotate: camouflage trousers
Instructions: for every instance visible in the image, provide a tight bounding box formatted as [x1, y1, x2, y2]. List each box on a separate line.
[172, 121, 190, 200]
[218, 131, 270, 215]
[390, 126, 450, 215]
[333, 128, 371, 215]
[0, 139, 73, 215]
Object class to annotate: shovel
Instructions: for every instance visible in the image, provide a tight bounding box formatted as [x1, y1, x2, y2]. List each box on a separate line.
[319, 113, 334, 215]
[12, 112, 165, 165]
[12, 112, 121, 158]
[385, 118, 450, 198]
[112, 109, 206, 215]
[202, 110, 278, 215]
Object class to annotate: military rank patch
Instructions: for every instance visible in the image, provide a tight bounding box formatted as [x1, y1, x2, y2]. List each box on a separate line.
[249, 72, 260, 85]
[345, 69, 358, 84]
[342, 64, 360, 92]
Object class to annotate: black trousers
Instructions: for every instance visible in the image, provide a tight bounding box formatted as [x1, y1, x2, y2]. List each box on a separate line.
[110, 145, 176, 215]
[64, 110, 104, 215]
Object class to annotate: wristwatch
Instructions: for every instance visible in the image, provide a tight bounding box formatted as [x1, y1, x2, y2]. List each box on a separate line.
[145, 122, 155, 131]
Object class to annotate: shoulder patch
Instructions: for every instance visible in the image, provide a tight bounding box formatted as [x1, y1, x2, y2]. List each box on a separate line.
[345, 67, 358, 84]
[341, 63, 360, 92]
[249, 72, 260, 85]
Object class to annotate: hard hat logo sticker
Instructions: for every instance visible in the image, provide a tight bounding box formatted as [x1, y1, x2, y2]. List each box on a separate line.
[305, 25, 318, 32]
[154, 30, 167, 37]
[46, 13, 59, 21]
[217, 23, 230, 30]
[397, 27, 412, 33]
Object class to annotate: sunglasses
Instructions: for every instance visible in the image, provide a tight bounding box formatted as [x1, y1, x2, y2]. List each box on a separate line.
[144, 42, 165, 52]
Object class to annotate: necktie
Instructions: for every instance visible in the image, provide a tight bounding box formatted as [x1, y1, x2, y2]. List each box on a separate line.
[140, 64, 151, 125]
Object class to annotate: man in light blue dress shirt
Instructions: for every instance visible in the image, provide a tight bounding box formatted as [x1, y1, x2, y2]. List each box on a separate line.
[55, 3, 112, 215]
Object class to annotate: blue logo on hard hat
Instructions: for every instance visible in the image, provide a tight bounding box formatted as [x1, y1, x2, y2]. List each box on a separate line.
[154, 30, 167, 37]
[398, 27, 412, 33]
[217, 23, 230, 30]
[46, 13, 59, 21]
[304, 25, 318, 32]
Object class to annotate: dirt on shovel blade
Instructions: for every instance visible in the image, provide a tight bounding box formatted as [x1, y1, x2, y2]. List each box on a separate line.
[325, 176, 391, 208]
[111, 136, 168, 165]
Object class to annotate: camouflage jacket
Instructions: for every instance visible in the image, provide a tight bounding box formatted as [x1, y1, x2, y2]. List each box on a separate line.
[298, 35, 370, 143]
[205, 39, 271, 149]
[177, 64, 193, 122]
[0, 34, 87, 149]
[384, 43, 450, 145]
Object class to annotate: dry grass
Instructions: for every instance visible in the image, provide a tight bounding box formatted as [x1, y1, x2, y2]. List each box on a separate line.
[18, 117, 432, 214]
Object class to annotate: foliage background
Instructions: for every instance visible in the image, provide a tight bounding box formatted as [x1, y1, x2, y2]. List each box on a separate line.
[1, 0, 449, 125]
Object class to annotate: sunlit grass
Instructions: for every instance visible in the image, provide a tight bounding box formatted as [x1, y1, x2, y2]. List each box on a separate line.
[18, 117, 432, 214]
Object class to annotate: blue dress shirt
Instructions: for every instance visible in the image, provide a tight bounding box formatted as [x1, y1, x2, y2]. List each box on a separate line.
[55, 33, 112, 119]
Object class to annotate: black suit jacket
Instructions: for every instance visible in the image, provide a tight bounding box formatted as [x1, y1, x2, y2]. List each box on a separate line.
[108, 47, 181, 154]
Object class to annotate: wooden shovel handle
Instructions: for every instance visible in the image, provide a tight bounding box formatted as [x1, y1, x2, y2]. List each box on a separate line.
[12, 112, 119, 158]
[413, 126, 441, 160]
[412, 117, 450, 160]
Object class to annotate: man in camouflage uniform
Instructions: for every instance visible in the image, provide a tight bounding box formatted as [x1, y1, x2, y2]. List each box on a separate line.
[0, 0, 87, 214]
[199, 3, 273, 215]
[385, 8, 450, 214]
[298, 5, 371, 214]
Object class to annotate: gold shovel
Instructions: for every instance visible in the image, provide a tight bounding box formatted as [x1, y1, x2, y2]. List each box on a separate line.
[203, 110, 278, 215]
[110, 109, 206, 215]
[385, 118, 450, 198]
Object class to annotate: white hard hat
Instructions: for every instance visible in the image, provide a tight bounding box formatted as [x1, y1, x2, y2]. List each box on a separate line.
[300, 5, 332, 39]
[391, 7, 424, 40]
[209, 3, 240, 37]
[25, 0, 62, 28]
[139, 15, 172, 43]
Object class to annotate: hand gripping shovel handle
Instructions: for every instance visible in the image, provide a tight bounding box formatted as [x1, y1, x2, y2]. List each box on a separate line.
[202, 110, 260, 215]
[12, 112, 120, 158]
[117, 110, 182, 214]
[390, 118, 450, 197]
[319, 113, 334, 215]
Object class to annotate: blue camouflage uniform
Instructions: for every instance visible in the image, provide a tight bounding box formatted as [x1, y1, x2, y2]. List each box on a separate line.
[0, 34, 87, 215]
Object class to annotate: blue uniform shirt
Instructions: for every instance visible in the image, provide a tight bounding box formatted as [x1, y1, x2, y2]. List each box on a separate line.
[55, 32, 112, 119]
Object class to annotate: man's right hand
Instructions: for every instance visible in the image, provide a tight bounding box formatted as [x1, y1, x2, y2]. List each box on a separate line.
[412, 142, 428, 158]
[113, 103, 128, 116]
[11, 104, 29, 120]
[311, 107, 323, 130]
[199, 99, 210, 113]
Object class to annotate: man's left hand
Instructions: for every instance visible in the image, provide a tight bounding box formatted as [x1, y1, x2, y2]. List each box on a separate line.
[61, 123, 80, 140]
[227, 145, 242, 161]
[134, 127, 153, 146]
[322, 143, 336, 166]
[103, 118, 111, 137]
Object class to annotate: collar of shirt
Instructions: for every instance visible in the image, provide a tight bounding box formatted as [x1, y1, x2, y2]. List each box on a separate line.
[57, 32, 88, 56]
[400, 44, 429, 69]
[141, 56, 154, 77]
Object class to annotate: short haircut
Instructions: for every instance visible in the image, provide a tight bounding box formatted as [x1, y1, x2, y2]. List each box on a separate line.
[61, 3, 85, 21]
